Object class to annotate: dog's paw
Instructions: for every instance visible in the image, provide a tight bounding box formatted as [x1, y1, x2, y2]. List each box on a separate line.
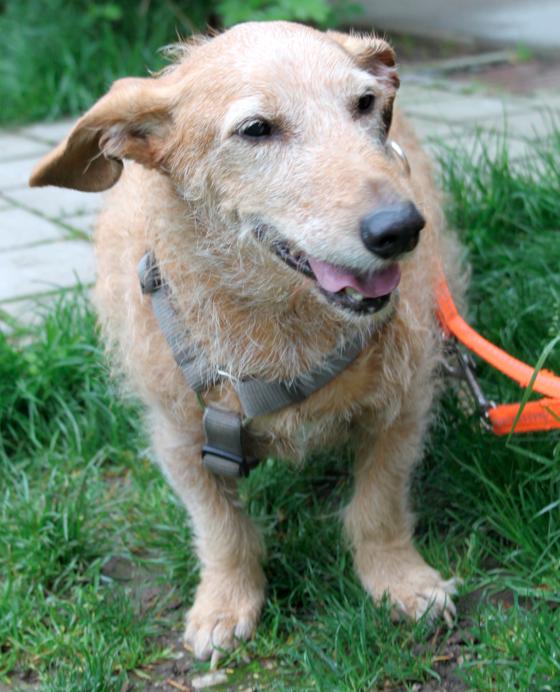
[384, 569, 458, 627]
[184, 575, 264, 665]
[357, 547, 458, 628]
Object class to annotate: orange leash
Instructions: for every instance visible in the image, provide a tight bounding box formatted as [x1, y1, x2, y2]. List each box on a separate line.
[436, 273, 560, 435]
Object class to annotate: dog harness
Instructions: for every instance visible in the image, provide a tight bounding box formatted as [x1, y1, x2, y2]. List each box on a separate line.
[139, 256, 560, 480]
[138, 251, 367, 478]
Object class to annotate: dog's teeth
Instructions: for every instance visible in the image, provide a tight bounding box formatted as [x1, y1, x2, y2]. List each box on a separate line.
[344, 287, 364, 301]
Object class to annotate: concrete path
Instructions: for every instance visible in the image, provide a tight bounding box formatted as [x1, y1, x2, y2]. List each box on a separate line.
[0, 119, 100, 326]
[1, 77, 558, 328]
[360, 0, 560, 53]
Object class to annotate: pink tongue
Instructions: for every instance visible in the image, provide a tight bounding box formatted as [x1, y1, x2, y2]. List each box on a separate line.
[307, 258, 401, 298]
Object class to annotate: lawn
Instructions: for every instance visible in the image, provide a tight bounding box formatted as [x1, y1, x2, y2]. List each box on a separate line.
[1, 135, 559, 689]
[0, 0, 357, 126]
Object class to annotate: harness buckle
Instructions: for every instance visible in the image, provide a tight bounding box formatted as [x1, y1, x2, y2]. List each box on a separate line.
[201, 406, 259, 478]
[201, 445, 257, 478]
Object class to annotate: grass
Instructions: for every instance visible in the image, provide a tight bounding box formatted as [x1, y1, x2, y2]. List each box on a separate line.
[0, 0, 355, 126]
[0, 0, 182, 125]
[1, 135, 559, 689]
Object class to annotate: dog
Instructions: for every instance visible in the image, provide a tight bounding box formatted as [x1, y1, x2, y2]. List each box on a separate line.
[30, 21, 463, 662]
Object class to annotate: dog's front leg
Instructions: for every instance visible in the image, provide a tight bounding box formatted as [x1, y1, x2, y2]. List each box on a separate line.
[345, 409, 457, 625]
[150, 410, 266, 662]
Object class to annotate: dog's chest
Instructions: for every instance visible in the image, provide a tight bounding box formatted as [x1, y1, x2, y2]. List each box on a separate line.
[247, 406, 354, 462]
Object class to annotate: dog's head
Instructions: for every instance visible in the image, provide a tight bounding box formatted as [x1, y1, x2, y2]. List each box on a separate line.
[30, 22, 424, 321]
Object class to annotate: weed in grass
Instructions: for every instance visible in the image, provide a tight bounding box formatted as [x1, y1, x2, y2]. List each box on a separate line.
[1, 136, 559, 687]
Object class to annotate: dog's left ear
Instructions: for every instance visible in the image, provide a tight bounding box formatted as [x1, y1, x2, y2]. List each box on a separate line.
[327, 32, 400, 90]
[29, 76, 173, 192]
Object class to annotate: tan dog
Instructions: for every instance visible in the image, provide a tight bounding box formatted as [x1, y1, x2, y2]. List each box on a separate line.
[30, 21, 462, 661]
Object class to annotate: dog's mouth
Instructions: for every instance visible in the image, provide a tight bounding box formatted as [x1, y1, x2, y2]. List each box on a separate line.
[263, 233, 400, 315]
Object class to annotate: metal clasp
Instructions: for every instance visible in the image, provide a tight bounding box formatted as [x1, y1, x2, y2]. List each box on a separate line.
[442, 338, 495, 430]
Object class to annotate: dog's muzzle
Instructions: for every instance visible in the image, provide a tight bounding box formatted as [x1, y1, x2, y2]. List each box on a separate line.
[253, 140, 415, 316]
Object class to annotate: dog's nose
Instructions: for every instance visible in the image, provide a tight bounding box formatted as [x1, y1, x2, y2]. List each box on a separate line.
[360, 202, 425, 259]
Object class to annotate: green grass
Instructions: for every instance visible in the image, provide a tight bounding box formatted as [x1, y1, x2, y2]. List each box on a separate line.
[0, 0, 357, 126]
[0, 0, 186, 125]
[1, 136, 559, 689]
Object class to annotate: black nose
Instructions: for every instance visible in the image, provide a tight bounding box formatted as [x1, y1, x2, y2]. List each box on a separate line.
[360, 202, 425, 259]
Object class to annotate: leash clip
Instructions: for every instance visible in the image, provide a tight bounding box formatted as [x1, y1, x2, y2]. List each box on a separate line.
[443, 338, 495, 431]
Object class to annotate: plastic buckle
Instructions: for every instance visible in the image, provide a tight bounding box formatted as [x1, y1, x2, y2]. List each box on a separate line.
[201, 445, 256, 478]
[201, 406, 259, 478]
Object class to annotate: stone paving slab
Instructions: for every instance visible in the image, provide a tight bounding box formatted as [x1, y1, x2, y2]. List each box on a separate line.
[0, 133, 50, 162]
[403, 117, 467, 141]
[403, 96, 558, 162]
[0, 239, 95, 304]
[397, 84, 459, 108]
[63, 213, 97, 239]
[0, 208, 67, 251]
[0, 157, 41, 191]
[19, 119, 75, 145]
[537, 93, 560, 110]
[0, 296, 56, 327]
[439, 131, 534, 161]
[5, 186, 103, 220]
[404, 93, 531, 124]
[478, 108, 560, 141]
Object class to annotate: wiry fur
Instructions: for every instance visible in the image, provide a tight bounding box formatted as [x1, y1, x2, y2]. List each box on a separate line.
[30, 21, 464, 662]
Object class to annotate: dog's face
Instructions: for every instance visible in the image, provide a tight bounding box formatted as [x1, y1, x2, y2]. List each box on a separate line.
[30, 22, 424, 321]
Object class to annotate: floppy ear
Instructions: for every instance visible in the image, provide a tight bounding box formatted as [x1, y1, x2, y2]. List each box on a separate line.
[327, 31, 400, 90]
[328, 31, 399, 136]
[29, 77, 172, 192]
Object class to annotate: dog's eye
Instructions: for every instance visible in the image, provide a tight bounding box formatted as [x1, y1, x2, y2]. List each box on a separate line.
[240, 120, 272, 138]
[356, 94, 375, 114]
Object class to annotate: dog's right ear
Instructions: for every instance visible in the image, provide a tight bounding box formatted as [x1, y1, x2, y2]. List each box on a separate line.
[30, 77, 172, 192]
[327, 31, 400, 90]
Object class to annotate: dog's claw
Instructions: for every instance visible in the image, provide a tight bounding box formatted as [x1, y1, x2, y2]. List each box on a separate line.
[366, 561, 459, 628]
[184, 577, 264, 662]
[443, 605, 455, 628]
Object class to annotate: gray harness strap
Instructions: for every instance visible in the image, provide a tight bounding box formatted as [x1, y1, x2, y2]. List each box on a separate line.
[138, 252, 211, 392]
[236, 334, 365, 418]
[138, 252, 365, 478]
